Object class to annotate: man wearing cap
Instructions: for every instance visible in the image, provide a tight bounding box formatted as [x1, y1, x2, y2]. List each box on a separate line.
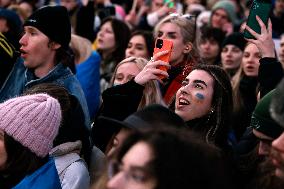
[270, 78, 284, 180]
[0, 5, 90, 130]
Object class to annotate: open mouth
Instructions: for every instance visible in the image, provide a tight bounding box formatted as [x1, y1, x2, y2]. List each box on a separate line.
[179, 98, 190, 105]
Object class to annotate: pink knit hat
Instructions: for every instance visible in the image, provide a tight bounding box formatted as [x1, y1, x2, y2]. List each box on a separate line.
[0, 94, 62, 157]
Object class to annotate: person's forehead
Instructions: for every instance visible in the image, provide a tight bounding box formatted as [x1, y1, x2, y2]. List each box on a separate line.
[253, 129, 274, 140]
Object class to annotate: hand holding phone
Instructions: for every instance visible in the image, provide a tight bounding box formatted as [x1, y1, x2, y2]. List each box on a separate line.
[153, 38, 173, 79]
[243, 0, 272, 39]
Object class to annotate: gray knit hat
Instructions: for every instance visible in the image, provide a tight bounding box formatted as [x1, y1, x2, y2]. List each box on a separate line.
[212, 0, 237, 24]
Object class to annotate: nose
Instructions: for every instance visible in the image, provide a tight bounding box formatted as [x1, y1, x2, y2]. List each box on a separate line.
[272, 133, 284, 152]
[107, 172, 126, 189]
[258, 141, 271, 156]
[127, 46, 135, 55]
[19, 34, 27, 46]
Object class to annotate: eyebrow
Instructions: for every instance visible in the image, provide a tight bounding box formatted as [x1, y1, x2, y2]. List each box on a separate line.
[193, 80, 207, 87]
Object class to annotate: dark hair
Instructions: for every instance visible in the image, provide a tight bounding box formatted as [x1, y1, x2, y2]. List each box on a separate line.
[23, 83, 91, 164]
[200, 26, 226, 48]
[99, 17, 131, 64]
[54, 44, 76, 74]
[0, 133, 48, 188]
[114, 128, 233, 189]
[192, 64, 233, 151]
[130, 30, 154, 58]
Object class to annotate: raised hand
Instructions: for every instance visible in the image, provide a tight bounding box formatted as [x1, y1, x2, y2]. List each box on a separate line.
[134, 50, 170, 85]
[244, 16, 275, 58]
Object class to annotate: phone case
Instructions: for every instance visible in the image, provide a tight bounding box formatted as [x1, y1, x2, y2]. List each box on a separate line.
[153, 38, 173, 79]
[164, 0, 174, 8]
[243, 0, 272, 39]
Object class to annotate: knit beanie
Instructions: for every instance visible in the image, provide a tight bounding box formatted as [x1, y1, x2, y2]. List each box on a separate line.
[212, 0, 237, 24]
[271, 78, 284, 128]
[24, 5, 71, 49]
[0, 94, 62, 157]
[222, 32, 247, 51]
[251, 90, 284, 139]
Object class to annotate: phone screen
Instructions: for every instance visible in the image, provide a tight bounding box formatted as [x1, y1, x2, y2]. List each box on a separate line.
[243, 0, 272, 39]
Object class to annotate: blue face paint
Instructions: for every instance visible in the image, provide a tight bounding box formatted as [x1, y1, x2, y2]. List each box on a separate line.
[195, 93, 204, 100]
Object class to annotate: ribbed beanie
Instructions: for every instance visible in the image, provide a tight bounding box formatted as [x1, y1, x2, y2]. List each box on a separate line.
[251, 90, 284, 138]
[212, 0, 237, 24]
[0, 94, 62, 157]
[24, 5, 71, 49]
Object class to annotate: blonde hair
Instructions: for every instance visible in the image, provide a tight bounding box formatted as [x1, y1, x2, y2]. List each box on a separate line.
[70, 34, 93, 64]
[153, 14, 200, 65]
[110, 57, 164, 109]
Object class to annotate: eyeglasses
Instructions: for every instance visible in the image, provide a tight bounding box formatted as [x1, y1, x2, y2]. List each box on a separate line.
[108, 160, 154, 184]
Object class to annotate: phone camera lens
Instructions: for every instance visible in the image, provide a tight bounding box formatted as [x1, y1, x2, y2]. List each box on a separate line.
[156, 39, 163, 49]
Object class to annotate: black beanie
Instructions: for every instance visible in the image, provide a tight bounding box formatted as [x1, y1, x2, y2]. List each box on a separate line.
[222, 32, 247, 51]
[24, 5, 71, 49]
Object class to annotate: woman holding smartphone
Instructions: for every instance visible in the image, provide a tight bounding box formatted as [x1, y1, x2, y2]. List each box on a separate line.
[152, 13, 200, 106]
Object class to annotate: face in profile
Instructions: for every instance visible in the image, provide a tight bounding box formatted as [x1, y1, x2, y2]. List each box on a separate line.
[175, 69, 214, 121]
[0, 130, 7, 171]
[97, 21, 115, 53]
[221, 44, 243, 71]
[113, 62, 141, 86]
[125, 35, 150, 59]
[253, 129, 274, 156]
[271, 132, 284, 180]
[19, 26, 59, 72]
[107, 141, 157, 189]
[157, 22, 189, 66]
[242, 43, 261, 77]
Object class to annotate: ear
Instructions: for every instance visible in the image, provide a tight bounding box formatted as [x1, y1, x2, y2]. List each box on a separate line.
[49, 42, 61, 50]
[183, 42, 193, 54]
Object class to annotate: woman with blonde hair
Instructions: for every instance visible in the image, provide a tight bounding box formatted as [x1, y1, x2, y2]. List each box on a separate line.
[152, 13, 200, 106]
[92, 56, 164, 153]
[110, 57, 164, 110]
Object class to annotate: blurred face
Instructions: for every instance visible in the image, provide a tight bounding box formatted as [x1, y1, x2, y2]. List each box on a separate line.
[107, 142, 157, 189]
[221, 45, 243, 70]
[0, 18, 8, 33]
[107, 128, 130, 156]
[175, 69, 214, 121]
[19, 2, 33, 18]
[60, 0, 78, 11]
[97, 21, 115, 54]
[278, 35, 284, 68]
[274, 0, 284, 14]
[253, 129, 273, 156]
[126, 35, 149, 59]
[157, 22, 188, 66]
[114, 62, 141, 86]
[242, 43, 261, 77]
[199, 39, 220, 63]
[152, 0, 164, 11]
[19, 26, 57, 77]
[211, 9, 229, 29]
[0, 130, 7, 171]
[271, 132, 284, 180]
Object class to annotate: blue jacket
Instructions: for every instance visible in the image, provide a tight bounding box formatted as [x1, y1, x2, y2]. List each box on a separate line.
[12, 158, 61, 189]
[0, 57, 91, 130]
[76, 51, 100, 119]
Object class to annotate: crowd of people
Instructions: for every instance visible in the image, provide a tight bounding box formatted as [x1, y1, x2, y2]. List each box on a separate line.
[0, 0, 284, 188]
